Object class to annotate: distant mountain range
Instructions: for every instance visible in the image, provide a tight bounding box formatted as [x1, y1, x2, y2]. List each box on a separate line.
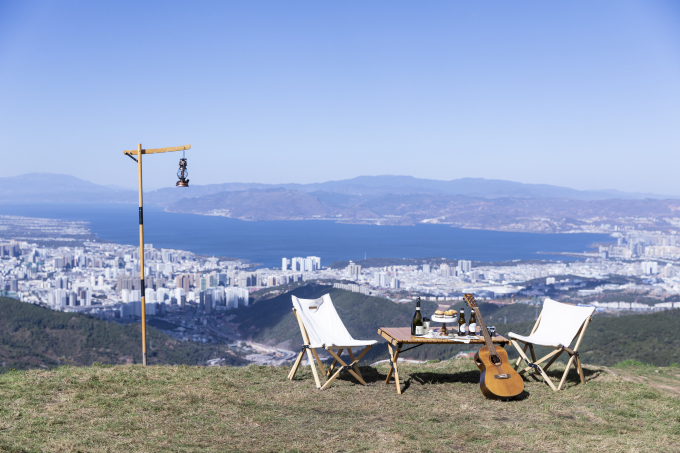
[2, 173, 677, 203]
[0, 173, 137, 203]
[2, 173, 679, 231]
[144, 175, 679, 204]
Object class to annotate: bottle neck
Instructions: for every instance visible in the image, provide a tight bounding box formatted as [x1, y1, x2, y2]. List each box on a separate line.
[416, 307, 420, 311]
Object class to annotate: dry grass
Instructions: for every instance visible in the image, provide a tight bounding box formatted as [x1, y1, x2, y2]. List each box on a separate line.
[0, 360, 678, 452]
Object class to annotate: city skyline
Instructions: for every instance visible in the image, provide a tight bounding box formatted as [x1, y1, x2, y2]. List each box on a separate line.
[1, 1, 679, 193]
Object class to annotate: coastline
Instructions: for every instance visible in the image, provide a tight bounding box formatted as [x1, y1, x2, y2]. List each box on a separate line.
[0, 203, 613, 269]
[163, 207, 618, 236]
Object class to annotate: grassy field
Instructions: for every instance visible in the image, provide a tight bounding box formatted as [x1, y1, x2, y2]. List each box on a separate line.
[0, 360, 678, 452]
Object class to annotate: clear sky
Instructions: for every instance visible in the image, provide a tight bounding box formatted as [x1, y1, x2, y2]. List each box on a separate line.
[1, 1, 679, 193]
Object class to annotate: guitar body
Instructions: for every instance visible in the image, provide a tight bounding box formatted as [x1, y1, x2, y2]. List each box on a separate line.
[474, 346, 524, 400]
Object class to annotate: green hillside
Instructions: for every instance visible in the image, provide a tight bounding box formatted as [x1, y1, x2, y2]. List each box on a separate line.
[444, 300, 539, 324]
[232, 284, 437, 362]
[0, 297, 247, 370]
[234, 285, 680, 367]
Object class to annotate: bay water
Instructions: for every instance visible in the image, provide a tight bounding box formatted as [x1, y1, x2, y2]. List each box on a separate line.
[0, 203, 611, 268]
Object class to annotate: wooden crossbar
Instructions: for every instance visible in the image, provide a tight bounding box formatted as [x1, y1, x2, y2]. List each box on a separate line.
[124, 144, 191, 155]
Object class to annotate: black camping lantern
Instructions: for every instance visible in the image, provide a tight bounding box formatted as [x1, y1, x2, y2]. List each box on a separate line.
[176, 157, 189, 187]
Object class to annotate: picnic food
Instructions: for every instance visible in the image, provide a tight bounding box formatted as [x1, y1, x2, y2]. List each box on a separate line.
[434, 310, 444, 315]
[444, 309, 456, 316]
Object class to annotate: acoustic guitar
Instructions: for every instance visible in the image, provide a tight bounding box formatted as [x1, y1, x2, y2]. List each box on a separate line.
[463, 293, 524, 400]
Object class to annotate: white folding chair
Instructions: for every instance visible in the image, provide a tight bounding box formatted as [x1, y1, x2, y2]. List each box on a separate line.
[508, 298, 595, 391]
[288, 294, 377, 390]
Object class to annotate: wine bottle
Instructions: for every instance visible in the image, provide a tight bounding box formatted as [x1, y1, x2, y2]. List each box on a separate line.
[411, 297, 424, 336]
[458, 309, 467, 336]
[469, 310, 477, 336]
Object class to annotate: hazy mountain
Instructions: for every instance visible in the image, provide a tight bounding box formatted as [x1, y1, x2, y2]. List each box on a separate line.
[145, 175, 679, 205]
[0, 173, 677, 208]
[0, 173, 136, 203]
[165, 187, 680, 230]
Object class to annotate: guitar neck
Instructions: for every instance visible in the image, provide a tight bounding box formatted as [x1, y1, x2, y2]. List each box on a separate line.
[473, 306, 497, 357]
[464, 294, 498, 357]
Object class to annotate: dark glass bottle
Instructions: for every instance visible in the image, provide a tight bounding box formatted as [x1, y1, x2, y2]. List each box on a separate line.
[468, 311, 477, 336]
[411, 297, 424, 336]
[458, 310, 467, 335]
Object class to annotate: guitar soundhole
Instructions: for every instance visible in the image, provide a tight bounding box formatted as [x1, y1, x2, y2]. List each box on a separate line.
[491, 355, 501, 365]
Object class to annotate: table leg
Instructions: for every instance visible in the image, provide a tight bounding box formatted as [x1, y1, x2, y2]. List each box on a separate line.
[386, 343, 403, 395]
[385, 343, 395, 384]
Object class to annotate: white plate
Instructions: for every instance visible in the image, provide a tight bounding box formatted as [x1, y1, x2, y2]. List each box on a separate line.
[421, 332, 474, 342]
[430, 314, 456, 323]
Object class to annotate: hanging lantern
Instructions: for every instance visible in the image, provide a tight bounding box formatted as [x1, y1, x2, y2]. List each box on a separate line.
[176, 157, 189, 187]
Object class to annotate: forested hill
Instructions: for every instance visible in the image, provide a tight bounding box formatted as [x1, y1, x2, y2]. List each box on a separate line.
[234, 285, 680, 366]
[0, 297, 247, 371]
[232, 284, 437, 362]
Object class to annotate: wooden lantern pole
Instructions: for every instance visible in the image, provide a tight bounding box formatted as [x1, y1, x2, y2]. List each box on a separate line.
[124, 143, 191, 366]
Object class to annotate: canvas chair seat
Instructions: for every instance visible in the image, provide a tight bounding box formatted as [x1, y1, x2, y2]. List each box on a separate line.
[509, 298, 595, 391]
[288, 294, 375, 390]
[293, 294, 377, 349]
[508, 300, 595, 348]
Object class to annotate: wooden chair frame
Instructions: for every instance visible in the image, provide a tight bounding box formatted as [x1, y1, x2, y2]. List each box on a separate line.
[287, 308, 373, 390]
[511, 311, 592, 391]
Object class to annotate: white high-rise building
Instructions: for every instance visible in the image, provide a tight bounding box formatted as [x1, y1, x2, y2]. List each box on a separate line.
[641, 261, 658, 275]
[156, 288, 168, 302]
[162, 250, 173, 263]
[457, 260, 472, 273]
[293, 257, 304, 271]
[145, 288, 157, 303]
[53, 289, 68, 308]
[346, 261, 361, 278]
[224, 287, 249, 308]
[282, 258, 290, 271]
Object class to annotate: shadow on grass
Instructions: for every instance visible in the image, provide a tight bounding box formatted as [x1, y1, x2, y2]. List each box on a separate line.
[320, 363, 601, 397]
[332, 365, 386, 385]
[520, 364, 605, 385]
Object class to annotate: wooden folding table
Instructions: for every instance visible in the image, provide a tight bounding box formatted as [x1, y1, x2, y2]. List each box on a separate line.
[377, 327, 511, 394]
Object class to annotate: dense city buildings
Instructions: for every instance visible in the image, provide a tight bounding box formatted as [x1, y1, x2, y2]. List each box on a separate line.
[2, 222, 680, 336]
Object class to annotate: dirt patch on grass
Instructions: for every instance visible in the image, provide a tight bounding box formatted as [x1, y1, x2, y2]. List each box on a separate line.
[609, 366, 680, 397]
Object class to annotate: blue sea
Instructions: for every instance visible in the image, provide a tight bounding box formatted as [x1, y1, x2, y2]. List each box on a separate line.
[0, 203, 612, 268]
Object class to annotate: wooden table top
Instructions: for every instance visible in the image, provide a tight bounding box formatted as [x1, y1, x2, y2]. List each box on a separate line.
[378, 327, 510, 346]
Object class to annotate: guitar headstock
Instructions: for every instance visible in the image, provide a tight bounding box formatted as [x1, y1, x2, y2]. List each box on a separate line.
[464, 293, 478, 309]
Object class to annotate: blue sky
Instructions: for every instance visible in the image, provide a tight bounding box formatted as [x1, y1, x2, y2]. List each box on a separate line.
[1, 1, 679, 193]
